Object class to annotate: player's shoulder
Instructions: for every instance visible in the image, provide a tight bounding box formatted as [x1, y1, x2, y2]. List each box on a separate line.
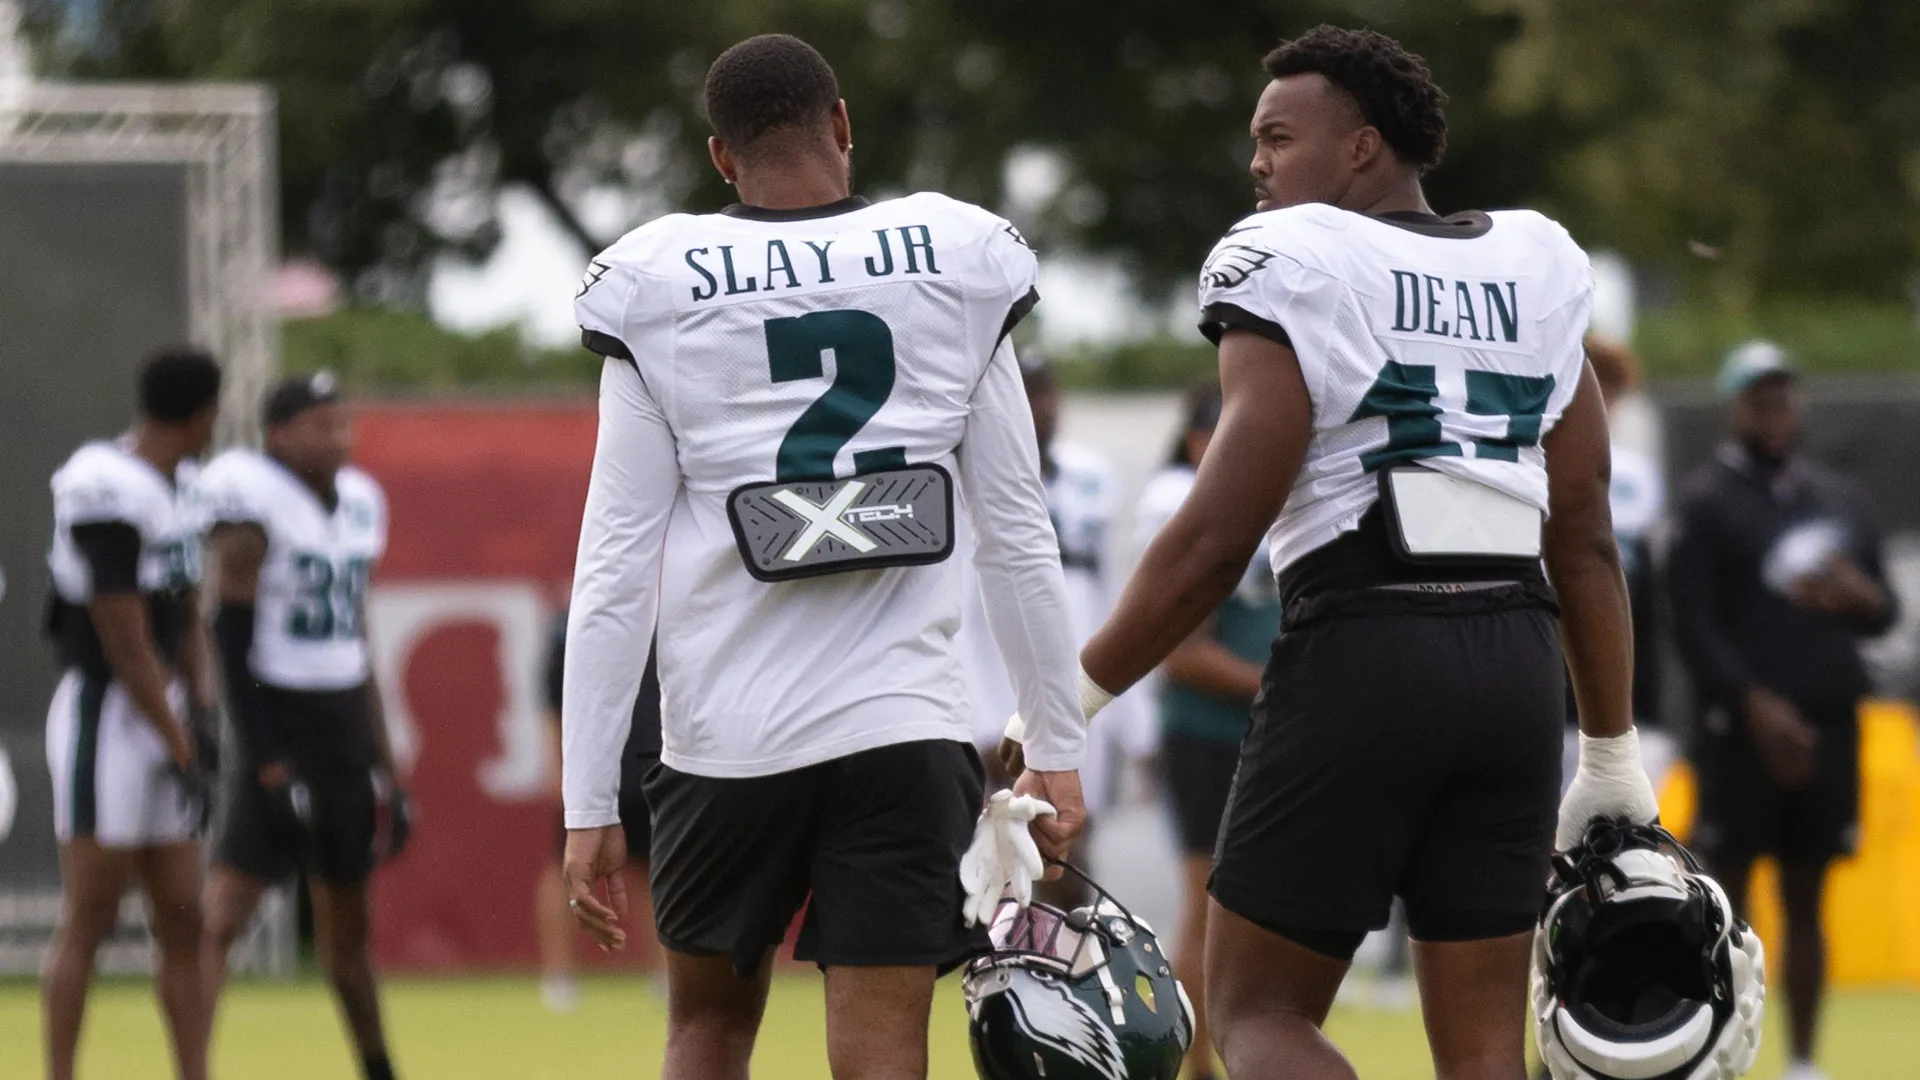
[336, 465, 387, 507]
[876, 191, 1004, 234]
[52, 440, 166, 520]
[1486, 208, 1589, 265]
[584, 212, 707, 278]
[198, 446, 273, 487]
[1200, 204, 1345, 288]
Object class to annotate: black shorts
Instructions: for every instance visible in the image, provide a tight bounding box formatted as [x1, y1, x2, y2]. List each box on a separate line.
[645, 739, 986, 977]
[1162, 732, 1241, 855]
[1690, 704, 1860, 864]
[214, 686, 380, 886]
[1210, 583, 1565, 960]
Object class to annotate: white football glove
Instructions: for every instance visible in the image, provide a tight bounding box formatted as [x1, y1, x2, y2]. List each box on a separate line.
[1556, 728, 1661, 852]
[959, 790, 1057, 927]
[1002, 667, 1114, 745]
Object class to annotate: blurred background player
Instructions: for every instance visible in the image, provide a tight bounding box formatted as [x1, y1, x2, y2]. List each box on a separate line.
[560, 34, 1087, 1080]
[196, 374, 409, 1080]
[535, 618, 658, 1012]
[1132, 379, 1281, 1080]
[1669, 340, 1899, 1080]
[41, 347, 223, 1080]
[957, 356, 1146, 906]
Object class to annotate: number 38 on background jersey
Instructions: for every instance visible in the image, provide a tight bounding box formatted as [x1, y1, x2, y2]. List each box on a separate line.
[197, 448, 388, 691]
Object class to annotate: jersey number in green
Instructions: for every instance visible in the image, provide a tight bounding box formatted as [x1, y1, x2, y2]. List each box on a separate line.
[289, 554, 371, 640]
[764, 309, 905, 482]
[1350, 361, 1554, 472]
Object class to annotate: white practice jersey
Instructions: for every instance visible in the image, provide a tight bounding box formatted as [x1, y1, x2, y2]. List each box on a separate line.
[48, 440, 201, 605]
[197, 448, 388, 690]
[564, 193, 1085, 824]
[1197, 204, 1594, 576]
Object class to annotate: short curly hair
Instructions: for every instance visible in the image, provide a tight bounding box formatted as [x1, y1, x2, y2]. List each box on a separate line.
[1263, 26, 1448, 172]
[703, 34, 840, 151]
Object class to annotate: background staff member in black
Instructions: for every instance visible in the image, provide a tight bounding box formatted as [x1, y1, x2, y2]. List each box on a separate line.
[42, 348, 223, 1080]
[1668, 340, 1898, 1080]
[198, 377, 408, 1080]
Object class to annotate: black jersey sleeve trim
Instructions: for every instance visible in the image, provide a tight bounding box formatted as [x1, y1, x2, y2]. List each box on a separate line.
[998, 286, 1040, 345]
[581, 328, 635, 362]
[1199, 301, 1293, 348]
[70, 521, 142, 595]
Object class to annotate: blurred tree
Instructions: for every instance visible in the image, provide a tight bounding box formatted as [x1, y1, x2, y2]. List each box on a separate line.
[22, 0, 1920, 310]
[1485, 0, 1920, 306]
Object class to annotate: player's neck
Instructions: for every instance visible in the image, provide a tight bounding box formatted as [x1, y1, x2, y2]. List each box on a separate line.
[1346, 178, 1433, 219]
[129, 424, 188, 481]
[732, 155, 851, 212]
[271, 451, 340, 508]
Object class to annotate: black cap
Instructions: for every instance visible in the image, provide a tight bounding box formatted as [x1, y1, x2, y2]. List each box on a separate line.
[263, 371, 342, 428]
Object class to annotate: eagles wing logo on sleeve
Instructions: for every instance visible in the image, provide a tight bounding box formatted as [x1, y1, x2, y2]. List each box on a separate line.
[1002, 222, 1033, 250]
[1006, 977, 1127, 1080]
[575, 259, 613, 299]
[1201, 243, 1277, 289]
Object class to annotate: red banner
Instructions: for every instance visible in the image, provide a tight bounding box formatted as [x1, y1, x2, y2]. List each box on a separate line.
[354, 400, 646, 971]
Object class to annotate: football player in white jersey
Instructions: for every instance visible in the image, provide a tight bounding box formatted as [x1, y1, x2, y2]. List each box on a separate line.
[196, 375, 405, 1080]
[42, 348, 222, 1080]
[1011, 27, 1659, 1080]
[561, 34, 1087, 1080]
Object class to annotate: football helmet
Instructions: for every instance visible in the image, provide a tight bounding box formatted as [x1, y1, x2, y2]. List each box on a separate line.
[1533, 819, 1766, 1080]
[963, 864, 1193, 1080]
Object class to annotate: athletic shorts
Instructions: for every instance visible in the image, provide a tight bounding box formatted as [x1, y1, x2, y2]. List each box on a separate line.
[645, 739, 986, 977]
[1690, 703, 1861, 864]
[46, 670, 199, 848]
[213, 685, 379, 885]
[1210, 582, 1564, 960]
[1161, 732, 1241, 856]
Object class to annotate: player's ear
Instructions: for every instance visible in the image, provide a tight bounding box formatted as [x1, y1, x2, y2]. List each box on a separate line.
[830, 100, 852, 155]
[708, 136, 737, 186]
[1349, 125, 1384, 174]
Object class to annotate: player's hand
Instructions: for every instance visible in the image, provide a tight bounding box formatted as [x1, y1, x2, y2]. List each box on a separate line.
[1011, 768, 1085, 879]
[1746, 687, 1819, 790]
[1556, 728, 1659, 852]
[163, 721, 196, 774]
[562, 825, 630, 952]
[959, 790, 1057, 925]
[373, 772, 413, 862]
[259, 760, 291, 788]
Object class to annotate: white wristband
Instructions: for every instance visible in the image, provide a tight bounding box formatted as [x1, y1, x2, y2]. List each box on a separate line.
[1004, 665, 1114, 744]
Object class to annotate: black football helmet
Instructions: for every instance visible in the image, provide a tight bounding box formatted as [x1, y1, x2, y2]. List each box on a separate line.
[1532, 819, 1766, 1080]
[963, 864, 1193, 1080]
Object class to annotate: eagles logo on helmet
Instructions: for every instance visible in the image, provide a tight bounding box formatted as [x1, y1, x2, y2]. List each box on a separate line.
[964, 864, 1193, 1080]
[1532, 819, 1767, 1080]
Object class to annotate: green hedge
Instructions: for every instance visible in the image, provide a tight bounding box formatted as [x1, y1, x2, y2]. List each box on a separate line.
[285, 298, 1920, 394]
[282, 309, 598, 391]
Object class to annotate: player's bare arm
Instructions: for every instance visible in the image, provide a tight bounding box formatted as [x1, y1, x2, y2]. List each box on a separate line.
[209, 520, 284, 784]
[1542, 361, 1633, 741]
[1080, 330, 1311, 695]
[1543, 359, 1660, 846]
[88, 579, 193, 770]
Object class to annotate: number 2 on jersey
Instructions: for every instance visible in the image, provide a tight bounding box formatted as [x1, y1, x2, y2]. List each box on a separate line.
[764, 309, 906, 482]
[289, 554, 371, 640]
[1350, 361, 1554, 472]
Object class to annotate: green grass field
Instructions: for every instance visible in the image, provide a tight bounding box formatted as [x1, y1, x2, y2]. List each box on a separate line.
[2, 974, 1916, 1079]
